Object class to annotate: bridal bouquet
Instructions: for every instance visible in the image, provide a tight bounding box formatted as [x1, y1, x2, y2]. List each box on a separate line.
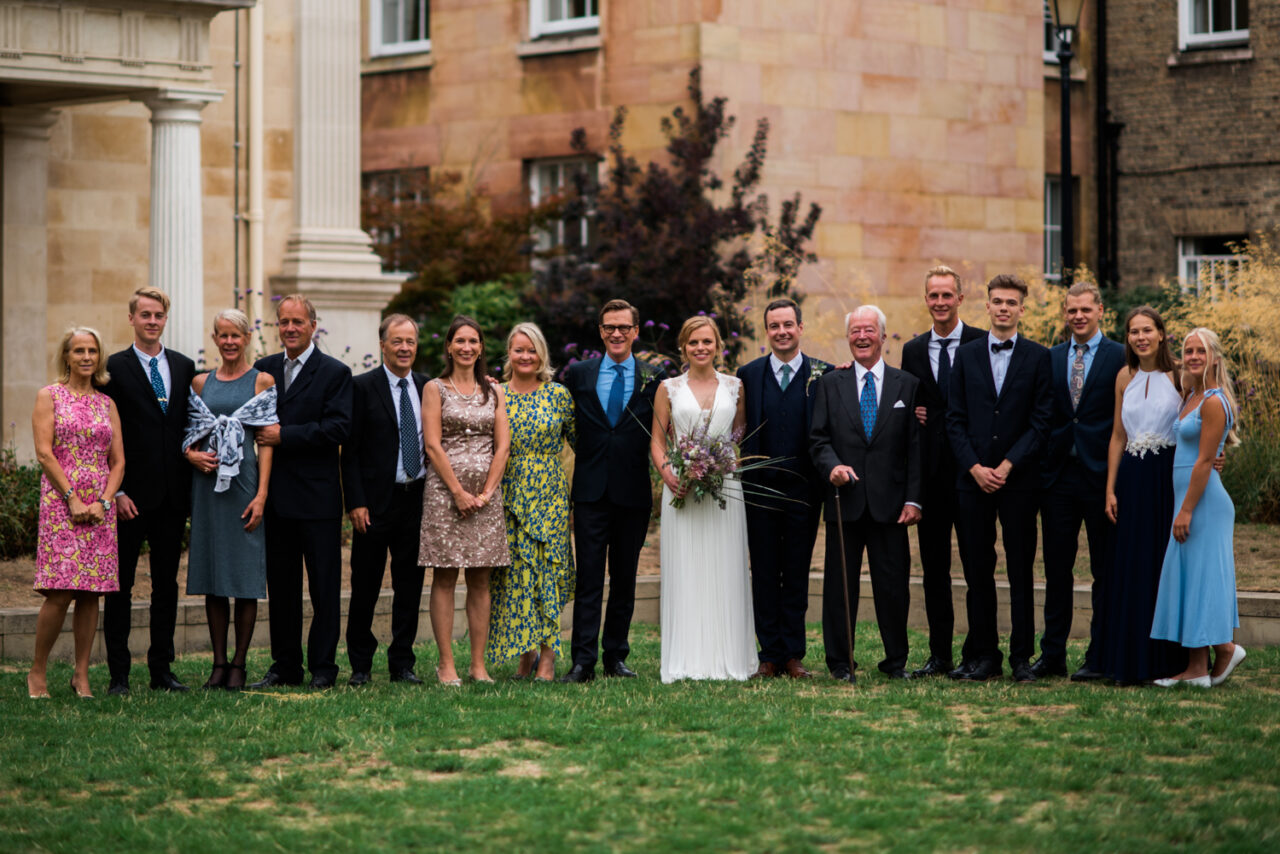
[665, 418, 743, 510]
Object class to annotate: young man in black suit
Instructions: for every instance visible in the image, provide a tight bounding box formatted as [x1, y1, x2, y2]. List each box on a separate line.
[102, 287, 195, 696]
[945, 274, 1053, 683]
[250, 294, 353, 690]
[559, 299, 659, 683]
[737, 298, 828, 679]
[899, 266, 985, 678]
[1033, 281, 1125, 681]
[810, 306, 922, 684]
[341, 314, 429, 687]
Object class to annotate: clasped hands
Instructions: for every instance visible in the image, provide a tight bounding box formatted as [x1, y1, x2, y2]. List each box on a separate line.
[67, 494, 105, 525]
[970, 460, 1012, 493]
[452, 488, 492, 519]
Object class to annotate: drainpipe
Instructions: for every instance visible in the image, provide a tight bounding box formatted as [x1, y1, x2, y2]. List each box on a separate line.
[246, 3, 265, 339]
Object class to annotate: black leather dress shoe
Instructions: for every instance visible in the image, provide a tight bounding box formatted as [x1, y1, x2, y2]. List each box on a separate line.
[603, 660, 638, 678]
[884, 668, 913, 680]
[959, 659, 1002, 681]
[308, 675, 335, 690]
[247, 671, 300, 689]
[947, 661, 976, 680]
[107, 678, 130, 697]
[559, 664, 595, 683]
[830, 667, 857, 685]
[1070, 665, 1106, 682]
[348, 671, 371, 687]
[1030, 657, 1068, 679]
[911, 657, 953, 678]
[149, 672, 189, 692]
[390, 669, 423, 685]
[1012, 662, 1038, 683]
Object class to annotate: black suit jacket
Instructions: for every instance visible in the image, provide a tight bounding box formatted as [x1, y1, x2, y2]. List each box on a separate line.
[900, 323, 986, 481]
[563, 356, 659, 509]
[103, 347, 196, 514]
[254, 349, 353, 520]
[341, 366, 429, 517]
[1043, 336, 1125, 487]
[945, 335, 1053, 493]
[809, 364, 922, 523]
[737, 353, 829, 505]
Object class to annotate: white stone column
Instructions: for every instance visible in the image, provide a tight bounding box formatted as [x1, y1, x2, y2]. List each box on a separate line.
[1, 108, 58, 461]
[143, 90, 220, 363]
[270, 0, 406, 365]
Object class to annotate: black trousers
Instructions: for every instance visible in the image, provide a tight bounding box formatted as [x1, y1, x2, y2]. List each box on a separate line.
[954, 488, 1039, 668]
[1040, 460, 1113, 668]
[345, 482, 426, 675]
[103, 501, 186, 682]
[570, 499, 649, 669]
[822, 513, 910, 675]
[916, 471, 960, 664]
[746, 501, 820, 665]
[264, 511, 342, 682]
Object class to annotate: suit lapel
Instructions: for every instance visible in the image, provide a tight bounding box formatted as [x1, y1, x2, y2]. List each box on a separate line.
[1077, 339, 1116, 406]
[124, 350, 166, 415]
[837, 370, 866, 445]
[580, 359, 608, 426]
[977, 342, 998, 401]
[377, 369, 398, 426]
[1052, 344, 1070, 410]
[998, 340, 1030, 404]
[284, 352, 319, 401]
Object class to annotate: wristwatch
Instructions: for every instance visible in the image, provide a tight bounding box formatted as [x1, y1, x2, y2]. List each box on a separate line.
[99, 498, 111, 512]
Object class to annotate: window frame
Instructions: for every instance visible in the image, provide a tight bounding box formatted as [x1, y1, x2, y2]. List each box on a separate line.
[529, 0, 600, 40]
[528, 156, 596, 254]
[1043, 175, 1062, 283]
[362, 167, 431, 274]
[1043, 1, 1061, 63]
[370, 0, 431, 58]
[1178, 0, 1248, 51]
[1177, 236, 1245, 295]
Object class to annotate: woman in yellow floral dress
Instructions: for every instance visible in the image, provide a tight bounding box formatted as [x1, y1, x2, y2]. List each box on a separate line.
[488, 322, 576, 681]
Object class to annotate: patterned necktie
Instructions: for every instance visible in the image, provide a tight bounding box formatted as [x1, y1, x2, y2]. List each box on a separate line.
[936, 339, 952, 405]
[1070, 344, 1087, 410]
[148, 356, 167, 413]
[607, 363, 626, 427]
[860, 372, 877, 439]
[398, 378, 420, 479]
[779, 363, 793, 391]
[284, 358, 298, 392]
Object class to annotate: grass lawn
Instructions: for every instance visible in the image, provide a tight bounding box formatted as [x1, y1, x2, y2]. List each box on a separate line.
[4, 624, 1277, 853]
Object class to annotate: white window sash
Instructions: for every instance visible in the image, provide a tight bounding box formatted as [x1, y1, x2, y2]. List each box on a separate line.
[530, 0, 600, 40]
[1177, 238, 1243, 295]
[1043, 176, 1062, 281]
[529, 157, 595, 251]
[370, 0, 431, 57]
[1178, 0, 1248, 50]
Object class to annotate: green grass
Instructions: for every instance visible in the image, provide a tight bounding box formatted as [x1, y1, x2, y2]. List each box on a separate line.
[4, 625, 1277, 853]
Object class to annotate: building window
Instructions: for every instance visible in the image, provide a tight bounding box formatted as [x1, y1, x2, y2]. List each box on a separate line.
[1179, 0, 1248, 50]
[530, 0, 599, 40]
[362, 167, 430, 272]
[1043, 1, 1061, 62]
[371, 0, 430, 57]
[528, 157, 596, 253]
[1044, 176, 1062, 282]
[1178, 236, 1245, 294]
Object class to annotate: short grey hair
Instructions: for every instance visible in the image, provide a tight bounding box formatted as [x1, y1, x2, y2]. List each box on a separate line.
[845, 305, 887, 337]
[212, 308, 251, 337]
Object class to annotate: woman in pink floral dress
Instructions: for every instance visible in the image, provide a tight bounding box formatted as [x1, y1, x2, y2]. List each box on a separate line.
[27, 327, 125, 699]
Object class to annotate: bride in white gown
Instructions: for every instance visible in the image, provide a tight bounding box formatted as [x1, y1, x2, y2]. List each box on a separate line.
[650, 316, 757, 683]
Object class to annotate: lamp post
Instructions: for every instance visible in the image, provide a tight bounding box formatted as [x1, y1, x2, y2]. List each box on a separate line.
[1052, 0, 1085, 286]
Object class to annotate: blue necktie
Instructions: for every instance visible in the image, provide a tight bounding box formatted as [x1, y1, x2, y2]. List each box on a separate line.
[779, 363, 793, 391]
[607, 363, 626, 427]
[398, 378, 420, 479]
[936, 340, 952, 405]
[860, 372, 877, 439]
[149, 356, 167, 413]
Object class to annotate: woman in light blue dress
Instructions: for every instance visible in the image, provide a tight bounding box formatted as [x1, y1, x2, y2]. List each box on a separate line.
[1150, 327, 1245, 688]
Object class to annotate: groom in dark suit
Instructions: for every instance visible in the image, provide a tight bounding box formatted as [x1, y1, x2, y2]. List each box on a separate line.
[560, 299, 659, 683]
[946, 274, 1053, 683]
[737, 298, 828, 679]
[102, 287, 195, 695]
[810, 306, 922, 683]
[1034, 281, 1125, 681]
[250, 294, 353, 689]
[899, 266, 985, 677]
[341, 314, 429, 687]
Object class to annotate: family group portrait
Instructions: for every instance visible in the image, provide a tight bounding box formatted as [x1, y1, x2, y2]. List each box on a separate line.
[3, 1, 1277, 851]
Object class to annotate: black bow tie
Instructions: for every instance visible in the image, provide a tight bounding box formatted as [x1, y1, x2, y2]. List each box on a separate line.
[990, 340, 1014, 353]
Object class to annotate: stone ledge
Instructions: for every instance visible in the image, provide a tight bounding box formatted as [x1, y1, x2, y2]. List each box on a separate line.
[1167, 47, 1253, 68]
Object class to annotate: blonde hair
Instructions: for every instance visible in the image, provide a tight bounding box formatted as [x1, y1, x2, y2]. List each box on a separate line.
[677, 316, 723, 367]
[503, 322, 552, 383]
[57, 326, 110, 386]
[924, 265, 963, 295]
[128, 287, 170, 314]
[1182, 327, 1241, 447]
[276, 293, 317, 322]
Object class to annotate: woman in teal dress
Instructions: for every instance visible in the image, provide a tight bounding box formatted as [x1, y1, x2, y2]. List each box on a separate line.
[488, 322, 576, 681]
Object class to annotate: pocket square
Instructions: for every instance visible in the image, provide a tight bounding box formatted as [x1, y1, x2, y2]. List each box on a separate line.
[893, 400, 906, 408]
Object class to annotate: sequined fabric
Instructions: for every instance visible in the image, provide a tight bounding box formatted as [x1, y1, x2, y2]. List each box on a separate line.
[418, 379, 511, 568]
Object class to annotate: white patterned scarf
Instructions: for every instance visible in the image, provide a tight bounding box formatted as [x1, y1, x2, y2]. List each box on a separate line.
[183, 384, 279, 493]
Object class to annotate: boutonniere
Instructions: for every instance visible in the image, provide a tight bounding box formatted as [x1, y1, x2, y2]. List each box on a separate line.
[805, 362, 828, 397]
[638, 368, 658, 395]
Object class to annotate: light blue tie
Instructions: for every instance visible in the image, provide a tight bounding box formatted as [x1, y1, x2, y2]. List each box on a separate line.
[149, 357, 167, 413]
[607, 364, 626, 427]
[860, 372, 876, 439]
[779, 363, 793, 391]
[398, 378, 420, 479]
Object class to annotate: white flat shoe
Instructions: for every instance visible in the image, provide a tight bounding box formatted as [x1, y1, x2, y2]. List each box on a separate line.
[1153, 677, 1181, 688]
[1210, 644, 1246, 687]
[1153, 675, 1211, 688]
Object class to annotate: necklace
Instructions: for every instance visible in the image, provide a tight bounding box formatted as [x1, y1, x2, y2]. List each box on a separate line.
[448, 376, 479, 400]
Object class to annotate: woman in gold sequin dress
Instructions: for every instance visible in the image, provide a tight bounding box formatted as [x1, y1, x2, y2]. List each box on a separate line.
[420, 316, 511, 685]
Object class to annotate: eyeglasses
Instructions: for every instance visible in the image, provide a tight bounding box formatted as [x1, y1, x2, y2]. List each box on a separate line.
[600, 324, 635, 335]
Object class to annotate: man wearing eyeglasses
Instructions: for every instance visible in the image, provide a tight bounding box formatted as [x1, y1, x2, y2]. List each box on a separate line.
[560, 299, 660, 683]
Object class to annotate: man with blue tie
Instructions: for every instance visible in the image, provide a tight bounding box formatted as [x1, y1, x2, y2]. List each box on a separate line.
[946, 275, 1053, 683]
[1033, 282, 1125, 681]
[341, 314, 429, 687]
[559, 299, 659, 683]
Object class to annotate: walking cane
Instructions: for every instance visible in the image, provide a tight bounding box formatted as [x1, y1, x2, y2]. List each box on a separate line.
[832, 483, 856, 682]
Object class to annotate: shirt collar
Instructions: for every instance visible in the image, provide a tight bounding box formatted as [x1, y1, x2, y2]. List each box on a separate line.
[133, 344, 165, 364]
[931, 322, 964, 343]
[988, 331, 1018, 351]
[854, 359, 885, 384]
[383, 363, 413, 387]
[288, 342, 316, 366]
[769, 351, 804, 374]
[604, 354, 634, 373]
[1073, 329, 1104, 351]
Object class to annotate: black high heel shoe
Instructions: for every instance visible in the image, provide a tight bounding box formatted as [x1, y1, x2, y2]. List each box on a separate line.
[225, 663, 247, 691]
[203, 663, 229, 690]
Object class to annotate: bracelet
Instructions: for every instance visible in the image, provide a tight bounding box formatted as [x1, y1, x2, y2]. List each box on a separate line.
[63, 488, 74, 502]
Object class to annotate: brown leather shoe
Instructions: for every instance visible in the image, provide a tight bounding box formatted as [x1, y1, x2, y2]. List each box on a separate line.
[750, 662, 779, 679]
[783, 659, 813, 679]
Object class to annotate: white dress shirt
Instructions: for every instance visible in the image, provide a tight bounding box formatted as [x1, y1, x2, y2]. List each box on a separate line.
[928, 322, 965, 381]
[133, 344, 171, 401]
[384, 365, 425, 483]
[284, 341, 315, 390]
[769, 351, 805, 388]
[853, 359, 885, 409]
[988, 332, 1018, 396]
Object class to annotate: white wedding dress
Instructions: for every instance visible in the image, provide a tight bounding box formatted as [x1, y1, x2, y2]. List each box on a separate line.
[659, 372, 757, 683]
